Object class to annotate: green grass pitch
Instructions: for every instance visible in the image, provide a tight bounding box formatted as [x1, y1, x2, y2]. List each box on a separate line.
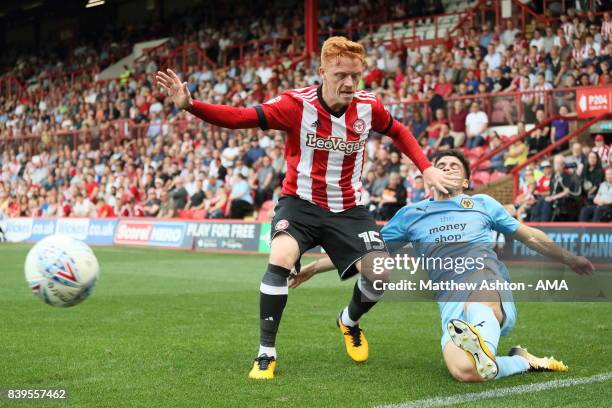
[1, 244, 611, 407]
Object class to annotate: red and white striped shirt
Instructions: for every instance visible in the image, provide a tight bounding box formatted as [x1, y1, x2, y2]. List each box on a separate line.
[602, 20, 612, 38]
[562, 22, 576, 39]
[256, 86, 392, 212]
[593, 144, 610, 168]
[571, 46, 588, 62]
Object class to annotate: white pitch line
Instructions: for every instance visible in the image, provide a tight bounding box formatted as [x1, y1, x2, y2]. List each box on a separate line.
[375, 372, 612, 408]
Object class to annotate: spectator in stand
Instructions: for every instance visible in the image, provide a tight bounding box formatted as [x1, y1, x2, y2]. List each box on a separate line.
[252, 155, 276, 208]
[363, 60, 384, 88]
[527, 108, 551, 156]
[449, 100, 468, 147]
[376, 172, 407, 221]
[410, 110, 428, 141]
[207, 186, 228, 219]
[530, 155, 580, 221]
[433, 123, 454, 151]
[426, 87, 445, 115]
[245, 136, 266, 166]
[551, 105, 572, 153]
[96, 197, 115, 218]
[465, 101, 488, 149]
[565, 142, 587, 175]
[488, 131, 505, 172]
[434, 73, 453, 99]
[169, 176, 189, 211]
[221, 137, 240, 168]
[186, 180, 206, 211]
[72, 193, 95, 218]
[502, 19, 520, 48]
[513, 169, 537, 221]
[592, 134, 610, 168]
[533, 72, 553, 108]
[387, 151, 402, 173]
[425, 108, 449, 146]
[407, 175, 426, 203]
[368, 163, 390, 207]
[504, 138, 528, 170]
[529, 160, 552, 220]
[228, 172, 253, 219]
[581, 151, 604, 206]
[579, 167, 612, 222]
[479, 21, 494, 49]
[158, 190, 175, 218]
[484, 43, 502, 71]
[41, 194, 60, 217]
[143, 189, 161, 217]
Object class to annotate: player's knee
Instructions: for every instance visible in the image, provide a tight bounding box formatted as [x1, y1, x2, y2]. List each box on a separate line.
[269, 233, 299, 269]
[446, 361, 483, 383]
[359, 253, 392, 284]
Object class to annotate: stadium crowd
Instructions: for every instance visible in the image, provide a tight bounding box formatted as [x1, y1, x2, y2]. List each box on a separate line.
[1, 4, 611, 222]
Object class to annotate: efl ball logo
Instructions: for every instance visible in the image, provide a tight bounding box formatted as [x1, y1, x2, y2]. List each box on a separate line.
[275, 219, 289, 231]
[353, 119, 366, 133]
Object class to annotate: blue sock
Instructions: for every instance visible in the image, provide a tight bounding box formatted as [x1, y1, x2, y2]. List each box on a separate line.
[465, 303, 529, 379]
[495, 356, 530, 379]
[465, 303, 500, 354]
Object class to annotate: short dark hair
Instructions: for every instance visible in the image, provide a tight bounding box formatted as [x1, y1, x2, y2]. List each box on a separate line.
[432, 149, 471, 180]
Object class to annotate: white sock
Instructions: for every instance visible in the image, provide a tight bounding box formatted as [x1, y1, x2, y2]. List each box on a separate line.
[341, 307, 358, 327]
[258, 345, 276, 358]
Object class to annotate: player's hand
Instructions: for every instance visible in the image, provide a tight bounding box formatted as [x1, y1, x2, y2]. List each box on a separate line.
[155, 69, 192, 110]
[567, 256, 594, 276]
[422, 166, 463, 194]
[288, 264, 316, 289]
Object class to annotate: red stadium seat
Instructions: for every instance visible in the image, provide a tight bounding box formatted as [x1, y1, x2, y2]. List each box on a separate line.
[178, 209, 193, 219]
[191, 209, 207, 220]
[474, 160, 491, 171]
[470, 146, 486, 157]
[257, 200, 275, 221]
[490, 171, 507, 181]
[471, 171, 491, 188]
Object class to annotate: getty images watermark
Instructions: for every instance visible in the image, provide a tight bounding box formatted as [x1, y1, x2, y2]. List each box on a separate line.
[361, 243, 611, 302]
[371, 254, 534, 292]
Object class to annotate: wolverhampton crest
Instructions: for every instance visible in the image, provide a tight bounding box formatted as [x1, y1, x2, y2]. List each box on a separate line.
[460, 198, 474, 209]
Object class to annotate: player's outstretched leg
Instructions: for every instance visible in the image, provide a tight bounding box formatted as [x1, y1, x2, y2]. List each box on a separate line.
[508, 346, 568, 372]
[444, 302, 531, 382]
[248, 234, 298, 380]
[337, 272, 384, 363]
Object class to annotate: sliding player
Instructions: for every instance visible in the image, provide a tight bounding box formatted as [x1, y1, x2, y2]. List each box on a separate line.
[293, 150, 593, 382]
[156, 37, 460, 379]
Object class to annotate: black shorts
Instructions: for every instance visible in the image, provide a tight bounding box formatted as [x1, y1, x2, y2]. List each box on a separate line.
[271, 196, 386, 280]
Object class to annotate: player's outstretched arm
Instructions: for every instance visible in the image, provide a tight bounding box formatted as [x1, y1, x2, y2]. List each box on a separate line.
[156, 69, 260, 129]
[385, 120, 462, 194]
[289, 256, 336, 289]
[511, 224, 594, 275]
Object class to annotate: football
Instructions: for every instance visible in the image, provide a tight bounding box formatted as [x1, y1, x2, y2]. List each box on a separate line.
[24, 235, 100, 307]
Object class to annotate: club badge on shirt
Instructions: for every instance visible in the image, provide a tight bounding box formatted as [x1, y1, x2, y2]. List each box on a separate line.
[460, 198, 474, 209]
[353, 119, 366, 133]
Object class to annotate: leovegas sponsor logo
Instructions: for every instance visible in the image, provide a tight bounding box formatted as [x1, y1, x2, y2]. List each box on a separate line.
[114, 222, 152, 244]
[305, 133, 366, 155]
